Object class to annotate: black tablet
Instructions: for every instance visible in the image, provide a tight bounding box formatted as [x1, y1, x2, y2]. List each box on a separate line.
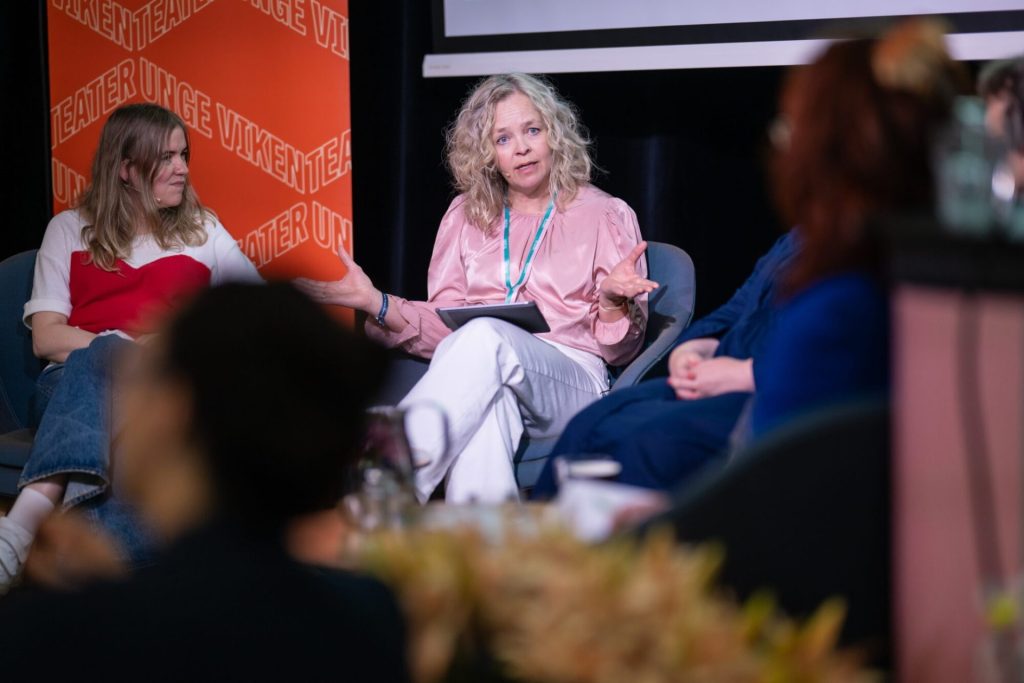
[436, 301, 550, 334]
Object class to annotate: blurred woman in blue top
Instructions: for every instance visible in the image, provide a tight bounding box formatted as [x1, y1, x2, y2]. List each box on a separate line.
[751, 19, 967, 436]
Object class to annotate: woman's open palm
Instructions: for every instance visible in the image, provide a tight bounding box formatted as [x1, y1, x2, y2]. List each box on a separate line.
[599, 241, 659, 304]
[293, 247, 377, 312]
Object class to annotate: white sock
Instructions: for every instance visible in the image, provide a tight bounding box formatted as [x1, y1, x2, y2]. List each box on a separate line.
[0, 517, 34, 594]
[7, 487, 57, 536]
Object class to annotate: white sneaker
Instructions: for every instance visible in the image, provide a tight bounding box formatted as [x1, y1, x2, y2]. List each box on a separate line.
[0, 517, 33, 595]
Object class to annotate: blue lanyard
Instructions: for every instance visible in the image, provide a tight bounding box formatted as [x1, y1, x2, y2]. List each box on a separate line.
[503, 194, 556, 303]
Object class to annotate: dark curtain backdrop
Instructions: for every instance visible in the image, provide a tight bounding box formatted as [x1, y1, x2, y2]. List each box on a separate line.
[350, 1, 787, 319]
[0, 0, 51, 260]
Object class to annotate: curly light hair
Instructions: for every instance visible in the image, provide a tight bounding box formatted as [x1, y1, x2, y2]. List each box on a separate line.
[446, 73, 593, 231]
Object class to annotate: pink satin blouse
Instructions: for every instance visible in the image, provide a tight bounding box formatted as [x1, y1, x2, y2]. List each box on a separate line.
[366, 184, 648, 366]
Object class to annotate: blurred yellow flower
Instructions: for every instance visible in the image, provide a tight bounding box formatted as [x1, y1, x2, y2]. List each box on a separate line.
[348, 522, 876, 683]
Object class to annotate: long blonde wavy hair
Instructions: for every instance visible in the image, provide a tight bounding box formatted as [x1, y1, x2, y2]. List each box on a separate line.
[446, 73, 593, 231]
[77, 103, 210, 271]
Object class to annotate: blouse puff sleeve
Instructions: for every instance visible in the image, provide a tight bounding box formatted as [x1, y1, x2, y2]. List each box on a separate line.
[364, 198, 469, 359]
[590, 198, 648, 367]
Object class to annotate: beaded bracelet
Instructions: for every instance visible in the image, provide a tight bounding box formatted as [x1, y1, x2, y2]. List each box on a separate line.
[375, 292, 390, 326]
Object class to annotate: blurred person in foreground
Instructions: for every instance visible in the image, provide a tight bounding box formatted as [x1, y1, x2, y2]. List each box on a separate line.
[0, 283, 410, 683]
[751, 18, 966, 436]
[535, 18, 965, 501]
[616, 25, 965, 654]
[978, 56, 1024, 195]
[296, 73, 655, 504]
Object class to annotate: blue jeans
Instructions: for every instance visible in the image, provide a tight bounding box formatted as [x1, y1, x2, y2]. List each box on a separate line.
[29, 362, 63, 429]
[20, 335, 154, 564]
[531, 378, 751, 498]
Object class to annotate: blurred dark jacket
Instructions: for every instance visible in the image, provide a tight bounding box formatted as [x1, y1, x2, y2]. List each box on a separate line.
[0, 520, 411, 683]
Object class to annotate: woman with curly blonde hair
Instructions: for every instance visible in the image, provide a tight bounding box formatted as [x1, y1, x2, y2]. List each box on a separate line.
[297, 73, 655, 503]
[446, 73, 594, 231]
[0, 103, 260, 592]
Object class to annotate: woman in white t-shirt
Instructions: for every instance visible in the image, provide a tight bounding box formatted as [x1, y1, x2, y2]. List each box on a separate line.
[0, 103, 260, 592]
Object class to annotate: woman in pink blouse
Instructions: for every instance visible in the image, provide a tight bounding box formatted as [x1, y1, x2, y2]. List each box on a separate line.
[296, 74, 656, 503]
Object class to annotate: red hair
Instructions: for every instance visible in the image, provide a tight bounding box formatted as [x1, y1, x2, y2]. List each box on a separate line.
[774, 20, 966, 292]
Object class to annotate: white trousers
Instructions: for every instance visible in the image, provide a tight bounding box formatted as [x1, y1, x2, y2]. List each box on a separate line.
[401, 318, 609, 504]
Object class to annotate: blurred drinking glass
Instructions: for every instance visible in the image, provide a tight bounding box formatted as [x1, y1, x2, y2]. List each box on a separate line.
[344, 404, 448, 531]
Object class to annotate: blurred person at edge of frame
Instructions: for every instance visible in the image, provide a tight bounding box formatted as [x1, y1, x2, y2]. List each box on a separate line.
[534, 18, 966, 505]
[979, 55, 1024, 195]
[0, 283, 411, 683]
[751, 18, 968, 436]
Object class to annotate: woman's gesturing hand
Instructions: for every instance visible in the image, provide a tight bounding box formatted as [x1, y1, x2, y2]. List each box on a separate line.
[293, 247, 381, 314]
[599, 241, 659, 308]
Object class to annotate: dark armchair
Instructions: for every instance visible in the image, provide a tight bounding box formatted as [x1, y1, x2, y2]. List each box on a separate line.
[0, 250, 42, 498]
[635, 399, 891, 664]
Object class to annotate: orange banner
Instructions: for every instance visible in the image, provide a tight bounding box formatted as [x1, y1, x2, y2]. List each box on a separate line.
[47, 0, 352, 313]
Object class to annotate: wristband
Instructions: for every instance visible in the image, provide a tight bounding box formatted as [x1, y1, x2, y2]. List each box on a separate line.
[375, 292, 389, 327]
[599, 300, 627, 312]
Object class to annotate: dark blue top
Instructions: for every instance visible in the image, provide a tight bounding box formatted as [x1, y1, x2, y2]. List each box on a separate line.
[678, 231, 799, 361]
[751, 272, 890, 437]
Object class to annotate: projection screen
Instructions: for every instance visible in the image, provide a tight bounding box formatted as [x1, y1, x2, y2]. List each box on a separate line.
[425, 0, 1024, 77]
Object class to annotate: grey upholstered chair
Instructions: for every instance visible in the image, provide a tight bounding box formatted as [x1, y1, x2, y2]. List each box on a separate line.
[376, 240, 697, 489]
[0, 250, 42, 498]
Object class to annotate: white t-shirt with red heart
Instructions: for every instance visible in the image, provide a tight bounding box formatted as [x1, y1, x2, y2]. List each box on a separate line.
[24, 209, 262, 337]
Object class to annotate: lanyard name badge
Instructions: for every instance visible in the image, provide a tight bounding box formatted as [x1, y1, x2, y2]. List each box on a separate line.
[503, 193, 556, 303]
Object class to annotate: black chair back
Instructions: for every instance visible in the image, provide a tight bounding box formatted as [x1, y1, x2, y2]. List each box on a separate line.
[635, 399, 891, 666]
